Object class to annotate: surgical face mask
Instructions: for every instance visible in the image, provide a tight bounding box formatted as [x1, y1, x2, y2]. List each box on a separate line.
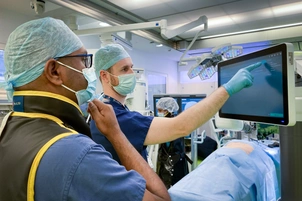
[57, 61, 97, 105]
[157, 113, 165, 117]
[108, 72, 136, 96]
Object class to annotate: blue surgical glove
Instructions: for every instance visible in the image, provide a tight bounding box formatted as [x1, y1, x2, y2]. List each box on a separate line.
[223, 61, 264, 96]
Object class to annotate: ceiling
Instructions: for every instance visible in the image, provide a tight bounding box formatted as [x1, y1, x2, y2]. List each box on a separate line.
[1, 0, 302, 57]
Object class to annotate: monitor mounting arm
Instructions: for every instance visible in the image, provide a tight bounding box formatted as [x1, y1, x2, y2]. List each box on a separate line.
[160, 15, 208, 40]
[73, 15, 208, 40]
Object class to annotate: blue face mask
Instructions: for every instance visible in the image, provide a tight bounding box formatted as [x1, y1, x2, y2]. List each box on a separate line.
[57, 61, 97, 105]
[109, 72, 136, 96]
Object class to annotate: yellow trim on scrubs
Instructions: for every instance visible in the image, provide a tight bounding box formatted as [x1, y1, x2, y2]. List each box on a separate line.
[13, 90, 82, 114]
[12, 112, 80, 134]
[27, 132, 77, 201]
[12, 111, 80, 200]
[12, 112, 63, 124]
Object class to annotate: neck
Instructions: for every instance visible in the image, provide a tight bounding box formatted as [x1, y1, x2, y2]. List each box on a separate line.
[103, 87, 126, 105]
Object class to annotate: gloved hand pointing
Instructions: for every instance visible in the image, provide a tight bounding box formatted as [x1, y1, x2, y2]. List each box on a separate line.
[223, 61, 264, 96]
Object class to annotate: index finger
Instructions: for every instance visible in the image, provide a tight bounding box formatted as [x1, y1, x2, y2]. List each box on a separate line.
[244, 60, 266, 72]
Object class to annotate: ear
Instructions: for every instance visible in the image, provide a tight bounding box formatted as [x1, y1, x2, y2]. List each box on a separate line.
[43, 59, 63, 86]
[100, 70, 110, 83]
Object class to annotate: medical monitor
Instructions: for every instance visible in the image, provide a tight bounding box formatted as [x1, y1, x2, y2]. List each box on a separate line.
[179, 95, 206, 112]
[0, 50, 4, 81]
[0, 49, 10, 103]
[153, 95, 179, 117]
[153, 94, 206, 116]
[218, 43, 295, 126]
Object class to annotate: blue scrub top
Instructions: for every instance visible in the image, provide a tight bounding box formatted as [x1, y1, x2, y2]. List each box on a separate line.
[90, 95, 154, 164]
[35, 134, 146, 201]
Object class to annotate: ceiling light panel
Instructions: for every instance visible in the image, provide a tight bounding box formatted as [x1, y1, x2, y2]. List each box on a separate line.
[108, 0, 165, 11]
[208, 16, 233, 27]
[230, 8, 274, 24]
[273, 2, 302, 16]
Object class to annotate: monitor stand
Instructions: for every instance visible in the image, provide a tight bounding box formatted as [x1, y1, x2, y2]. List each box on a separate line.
[279, 123, 302, 200]
[279, 86, 302, 200]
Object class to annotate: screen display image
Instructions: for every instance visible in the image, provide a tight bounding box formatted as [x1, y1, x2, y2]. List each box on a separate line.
[153, 97, 179, 117]
[153, 94, 206, 117]
[0, 50, 5, 81]
[218, 43, 295, 126]
[220, 53, 283, 117]
[180, 97, 205, 112]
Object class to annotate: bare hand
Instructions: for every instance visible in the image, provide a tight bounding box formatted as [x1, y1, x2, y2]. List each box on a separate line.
[88, 99, 121, 139]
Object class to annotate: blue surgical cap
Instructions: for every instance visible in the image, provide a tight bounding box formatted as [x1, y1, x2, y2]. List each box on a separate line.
[156, 97, 179, 113]
[94, 44, 130, 76]
[3, 17, 83, 99]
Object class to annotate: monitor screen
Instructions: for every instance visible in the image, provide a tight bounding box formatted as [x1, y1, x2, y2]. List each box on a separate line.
[0, 50, 5, 82]
[218, 43, 295, 126]
[153, 94, 206, 116]
[180, 96, 206, 112]
[153, 96, 179, 117]
[0, 49, 10, 104]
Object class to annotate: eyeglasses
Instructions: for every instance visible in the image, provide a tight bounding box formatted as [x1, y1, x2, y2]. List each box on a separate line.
[54, 54, 93, 68]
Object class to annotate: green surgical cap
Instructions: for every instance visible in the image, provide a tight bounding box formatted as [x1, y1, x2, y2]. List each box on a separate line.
[3, 17, 83, 98]
[94, 44, 130, 76]
[156, 97, 179, 113]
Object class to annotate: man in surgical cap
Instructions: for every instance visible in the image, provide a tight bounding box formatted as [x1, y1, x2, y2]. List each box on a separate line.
[91, 43, 261, 165]
[0, 17, 170, 201]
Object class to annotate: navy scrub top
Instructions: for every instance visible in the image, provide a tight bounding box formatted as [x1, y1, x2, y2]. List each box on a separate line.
[90, 95, 154, 164]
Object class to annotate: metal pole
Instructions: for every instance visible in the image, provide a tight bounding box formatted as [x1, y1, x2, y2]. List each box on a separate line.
[191, 130, 198, 170]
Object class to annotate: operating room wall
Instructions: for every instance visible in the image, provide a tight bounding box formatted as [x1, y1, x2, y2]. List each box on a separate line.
[0, 8, 37, 48]
[127, 49, 178, 94]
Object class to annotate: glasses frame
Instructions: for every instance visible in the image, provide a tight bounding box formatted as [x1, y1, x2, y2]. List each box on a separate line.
[54, 54, 93, 68]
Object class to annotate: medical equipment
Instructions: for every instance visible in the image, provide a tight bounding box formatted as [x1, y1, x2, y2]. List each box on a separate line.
[73, 16, 207, 41]
[277, 52, 302, 200]
[218, 43, 296, 126]
[213, 45, 302, 200]
[295, 51, 302, 78]
[211, 116, 257, 148]
[125, 68, 149, 115]
[30, 0, 45, 15]
[85, 94, 108, 123]
[152, 94, 206, 116]
[70, 12, 208, 52]
[190, 129, 206, 170]
[181, 44, 243, 80]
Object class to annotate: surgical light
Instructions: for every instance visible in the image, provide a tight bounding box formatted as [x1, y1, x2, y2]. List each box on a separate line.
[185, 43, 243, 80]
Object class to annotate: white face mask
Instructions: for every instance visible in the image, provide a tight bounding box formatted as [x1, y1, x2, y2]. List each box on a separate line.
[56, 61, 97, 105]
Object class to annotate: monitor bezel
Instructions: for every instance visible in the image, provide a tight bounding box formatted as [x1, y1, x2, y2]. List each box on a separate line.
[0, 49, 11, 104]
[217, 43, 296, 126]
